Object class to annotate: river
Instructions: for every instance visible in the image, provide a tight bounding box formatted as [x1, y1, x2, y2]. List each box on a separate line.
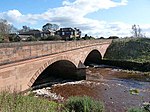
[33, 66, 150, 112]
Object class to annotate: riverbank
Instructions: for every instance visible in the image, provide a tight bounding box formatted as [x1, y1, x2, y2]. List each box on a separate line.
[103, 38, 150, 72]
[0, 66, 149, 112]
[31, 67, 150, 112]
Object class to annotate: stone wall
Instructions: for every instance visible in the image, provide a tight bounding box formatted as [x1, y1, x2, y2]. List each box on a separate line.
[0, 40, 111, 65]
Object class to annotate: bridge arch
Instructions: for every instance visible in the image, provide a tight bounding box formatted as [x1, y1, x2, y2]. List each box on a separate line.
[84, 49, 102, 66]
[28, 56, 86, 88]
[28, 56, 79, 87]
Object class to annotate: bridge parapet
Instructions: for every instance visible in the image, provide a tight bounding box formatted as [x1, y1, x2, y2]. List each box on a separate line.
[0, 40, 111, 65]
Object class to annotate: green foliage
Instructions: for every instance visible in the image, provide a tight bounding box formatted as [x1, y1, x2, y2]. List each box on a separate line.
[42, 23, 59, 31]
[82, 36, 95, 40]
[0, 33, 4, 43]
[0, 33, 10, 42]
[64, 96, 104, 112]
[104, 38, 150, 63]
[26, 36, 38, 41]
[41, 35, 62, 41]
[128, 108, 147, 112]
[0, 91, 58, 112]
[9, 35, 21, 42]
[129, 89, 140, 95]
[108, 36, 119, 39]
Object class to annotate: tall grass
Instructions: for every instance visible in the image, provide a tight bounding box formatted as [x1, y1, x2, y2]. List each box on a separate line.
[0, 91, 58, 112]
[64, 96, 104, 112]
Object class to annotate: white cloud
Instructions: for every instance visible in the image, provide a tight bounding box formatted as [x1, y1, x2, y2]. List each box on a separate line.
[0, 0, 150, 37]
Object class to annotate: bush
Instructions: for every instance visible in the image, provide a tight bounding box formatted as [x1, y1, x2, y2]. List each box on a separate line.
[42, 35, 62, 41]
[64, 96, 104, 112]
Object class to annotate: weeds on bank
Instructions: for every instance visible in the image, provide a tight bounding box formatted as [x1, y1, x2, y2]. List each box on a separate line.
[63, 96, 104, 112]
[0, 91, 105, 112]
[0, 91, 58, 112]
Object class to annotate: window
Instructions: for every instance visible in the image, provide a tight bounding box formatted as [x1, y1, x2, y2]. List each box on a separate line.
[62, 32, 65, 35]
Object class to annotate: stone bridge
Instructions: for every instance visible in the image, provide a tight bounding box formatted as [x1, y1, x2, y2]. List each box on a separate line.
[0, 40, 112, 91]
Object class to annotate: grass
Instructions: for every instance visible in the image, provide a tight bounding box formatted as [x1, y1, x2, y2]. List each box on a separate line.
[0, 91, 58, 112]
[128, 108, 148, 112]
[104, 38, 150, 63]
[64, 96, 104, 112]
[0, 91, 105, 112]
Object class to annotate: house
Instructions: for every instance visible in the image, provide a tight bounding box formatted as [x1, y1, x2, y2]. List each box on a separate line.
[16, 35, 32, 41]
[19, 29, 43, 38]
[19, 29, 56, 38]
[43, 29, 55, 37]
[56, 28, 81, 40]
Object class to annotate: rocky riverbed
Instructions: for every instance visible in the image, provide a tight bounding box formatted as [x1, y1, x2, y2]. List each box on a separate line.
[32, 67, 150, 112]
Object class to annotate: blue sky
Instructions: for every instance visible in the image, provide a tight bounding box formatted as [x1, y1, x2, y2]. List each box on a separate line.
[0, 0, 150, 37]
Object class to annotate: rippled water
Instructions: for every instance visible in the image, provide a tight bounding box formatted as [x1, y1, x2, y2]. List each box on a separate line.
[33, 67, 150, 112]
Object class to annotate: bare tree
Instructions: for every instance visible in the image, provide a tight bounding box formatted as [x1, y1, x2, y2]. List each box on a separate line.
[0, 19, 17, 42]
[131, 24, 144, 38]
[132, 24, 138, 37]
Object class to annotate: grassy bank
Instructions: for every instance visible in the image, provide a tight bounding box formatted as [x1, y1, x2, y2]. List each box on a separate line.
[104, 38, 150, 63]
[0, 91, 58, 112]
[0, 92, 104, 112]
[103, 38, 150, 71]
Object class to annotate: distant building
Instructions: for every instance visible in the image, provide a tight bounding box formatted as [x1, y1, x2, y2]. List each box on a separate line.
[17, 27, 82, 41]
[43, 29, 55, 36]
[19, 29, 56, 38]
[56, 28, 81, 40]
[19, 29, 43, 38]
[16, 35, 32, 41]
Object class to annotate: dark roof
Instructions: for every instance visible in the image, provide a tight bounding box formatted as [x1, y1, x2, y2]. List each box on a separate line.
[19, 30, 42, 35]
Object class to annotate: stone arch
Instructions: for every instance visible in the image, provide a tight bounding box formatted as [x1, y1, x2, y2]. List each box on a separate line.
[84, 49, 102, 66]
[28, 56, 78, 87]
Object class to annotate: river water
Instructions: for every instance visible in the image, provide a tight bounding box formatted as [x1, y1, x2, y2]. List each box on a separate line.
[33, 67, 150, 112]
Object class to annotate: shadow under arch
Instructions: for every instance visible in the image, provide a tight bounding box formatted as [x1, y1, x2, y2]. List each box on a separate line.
[32, 60, 86, 88]
[84, 49, 102, 66]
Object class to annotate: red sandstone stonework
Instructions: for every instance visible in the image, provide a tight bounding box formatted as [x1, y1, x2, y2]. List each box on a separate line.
[0, 40, 111, 91]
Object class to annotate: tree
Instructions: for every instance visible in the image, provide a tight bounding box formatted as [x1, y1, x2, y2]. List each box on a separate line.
[108, 36, 119, 39]
[131, 24, 144, 38]
[0, 19, 14, 34]
[22, 25, 30, 32]
[18, 25, 30, 33]
[0, 19, 17, 42]
[52, 24, 59, 31]
[42, 23, 59, 31]
[82, 34, 95, 40]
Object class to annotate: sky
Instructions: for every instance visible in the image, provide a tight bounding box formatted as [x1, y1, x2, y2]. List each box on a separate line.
[0, 0, 150, 37]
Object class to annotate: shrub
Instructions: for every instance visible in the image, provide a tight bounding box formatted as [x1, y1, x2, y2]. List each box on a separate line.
[45, 35, 62, 41]
[64, 96, 104, 112]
